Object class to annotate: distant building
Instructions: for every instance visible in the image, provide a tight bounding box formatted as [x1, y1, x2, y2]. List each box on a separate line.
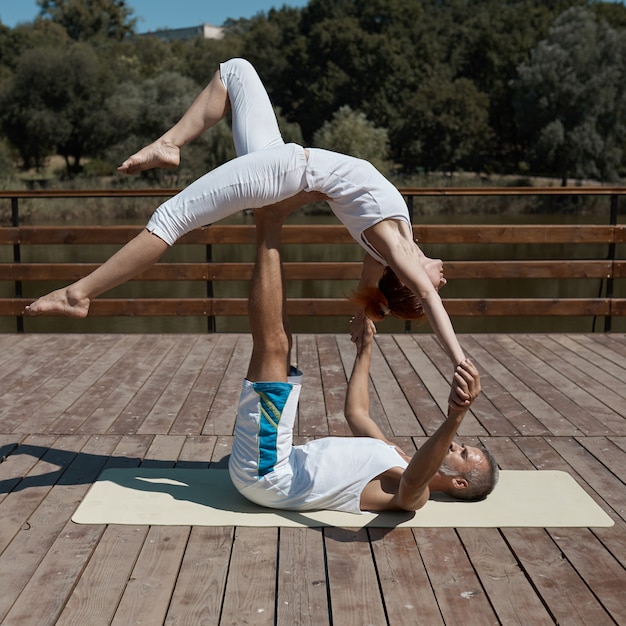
[141, 23, 224, 41]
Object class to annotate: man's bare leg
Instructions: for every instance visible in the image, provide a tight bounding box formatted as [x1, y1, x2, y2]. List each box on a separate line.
[246, 206, 292, 383]
[24, 230, 169, 317]
[118, 69, 229, 175]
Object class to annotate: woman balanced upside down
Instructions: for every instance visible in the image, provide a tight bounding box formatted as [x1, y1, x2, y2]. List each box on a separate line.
[25, 58, 470, 408]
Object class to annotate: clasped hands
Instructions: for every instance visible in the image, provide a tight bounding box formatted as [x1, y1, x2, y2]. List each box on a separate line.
[350, 311, 480, 411]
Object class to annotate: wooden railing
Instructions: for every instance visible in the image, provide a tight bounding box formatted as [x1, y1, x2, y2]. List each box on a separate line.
[1, 187, 625, 332]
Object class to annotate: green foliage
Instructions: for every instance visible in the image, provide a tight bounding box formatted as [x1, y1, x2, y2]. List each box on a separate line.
[512, 6, 626, 183]
[36, 0, 136, 41]
[0, 42, 115, 174]
[1, 0, 626, 184]
[395, 76, 491, 172]
[313, 106, 391, 174]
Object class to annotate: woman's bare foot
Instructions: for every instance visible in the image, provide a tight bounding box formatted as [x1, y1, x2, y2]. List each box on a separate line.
[117, 139, 181, 174]
[24, 287, 91, 318]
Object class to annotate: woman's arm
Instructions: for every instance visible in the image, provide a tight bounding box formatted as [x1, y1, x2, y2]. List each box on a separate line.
[364, 220, 466, 366]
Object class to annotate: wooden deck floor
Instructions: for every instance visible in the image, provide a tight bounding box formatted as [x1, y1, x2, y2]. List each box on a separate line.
[0, 332, 625, 625]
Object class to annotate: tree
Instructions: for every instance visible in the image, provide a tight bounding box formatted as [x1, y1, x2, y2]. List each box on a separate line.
[512, 6, 626, 184]
[394, 74, 491, 173]
[313, 106, 391, 174]
[37, 0, 136, 41]
[0, 43, 115, 174]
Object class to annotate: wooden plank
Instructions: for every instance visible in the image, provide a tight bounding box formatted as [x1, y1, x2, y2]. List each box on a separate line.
[295, 335, 328, 437]
[204, 335, 251, 436]
[324, 527, 388, 625]
[164, 526, 234, 625]
[495, 335, 617, 435]
[316, 334, 350, 437]
[453, 341, 519, 437]
[107, 336, 196, 435]
[178, 334, 236, 436]
[0, 297, 617, 318]
[412, 528, 499, 625]
[16, 335, 144, 434]
[490, 435, 619, 623]
[0, 435, 89, 557]
[1, 261, 364, 281]
[393, 337, 449, 433]
[368, 527, 444, 624]
[443, 298, 612, 317]
[504, 526, 616, 624]
[111, 526, 191, 626]
[476, 335, 584, 436]
[414, 335, 488, 436]
[47, 334, 168, 435]
[220, 528, 278, 625]
[141, 433, 186, 467]
[175, 435, 217, 467]
[458, 527, 554, 624]
[3, 259, 616, 281]
[0, 335, 96, 428]
[576, 436, 626, 490]
[56, 524, 150, 626]
[0, 434, 117, 623]
[335, 333, 397, 442]
[276, 528, 330, 625]
[414, 224, 617, 244]
[545, 436, 625, 525]
[0, 434, 57, 505]
[3, 520, 105, 625]
[515, 335, 626, 433]
[548, 336, 626, 408]
[574, 333, 626, 365]
[444, 259, 613, 279]
[370, 335, 427, 437]
[1, 223, 619, 245]
[168, 337, 223, 435]
[78, 335, 180, 435]
[0, 334, 66, 399]
[136, 336, 208, 434]
[2, 185, 625, 200]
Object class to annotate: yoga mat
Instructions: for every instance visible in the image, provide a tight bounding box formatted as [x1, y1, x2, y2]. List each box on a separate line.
[72, 468, 614, 528]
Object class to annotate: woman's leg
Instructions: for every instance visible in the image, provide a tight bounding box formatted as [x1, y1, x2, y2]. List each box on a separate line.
[24, 229, 169, 317]
[145, 143, 307, 246]
[24, 186, 323, 318]
[118, 69, 230, 174]
[220, 58, 284, 156]
[118, 58, 283, 174]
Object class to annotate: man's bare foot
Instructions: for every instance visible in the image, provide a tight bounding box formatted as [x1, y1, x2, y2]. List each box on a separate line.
[117, 139, 181, 174]
[24, 288, 91, 318]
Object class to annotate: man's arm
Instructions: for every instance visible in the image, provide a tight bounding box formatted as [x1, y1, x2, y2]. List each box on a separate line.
[391, 360, 481, 511]
[344, 318, 396, 444]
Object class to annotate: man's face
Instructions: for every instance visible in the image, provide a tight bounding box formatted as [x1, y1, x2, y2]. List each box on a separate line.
[440, 441, 485, 476]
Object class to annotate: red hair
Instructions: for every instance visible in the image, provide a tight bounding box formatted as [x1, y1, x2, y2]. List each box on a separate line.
[352, 267, 424, 321]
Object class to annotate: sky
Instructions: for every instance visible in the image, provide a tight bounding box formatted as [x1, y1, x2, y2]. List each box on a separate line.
[0, 0, 311, 31]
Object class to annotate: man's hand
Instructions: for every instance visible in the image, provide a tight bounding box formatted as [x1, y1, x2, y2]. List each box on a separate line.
[350, 313, 376, 353]
[448, 359, 481, 410]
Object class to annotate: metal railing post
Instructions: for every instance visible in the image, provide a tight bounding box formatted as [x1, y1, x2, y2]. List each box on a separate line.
[11, 197, 23, 333]
[604, 194, 618, 332]
[206, 241, 216, 332]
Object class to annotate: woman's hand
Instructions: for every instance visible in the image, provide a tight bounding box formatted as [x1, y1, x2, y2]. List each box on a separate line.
[350, 312, 376, 353]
